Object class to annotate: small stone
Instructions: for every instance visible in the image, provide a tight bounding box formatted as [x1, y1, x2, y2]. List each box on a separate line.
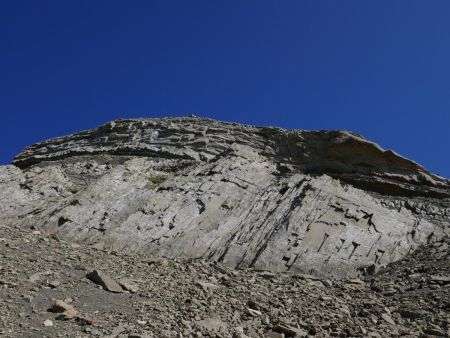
[246, 308, 262, 317]
[307, 280, 324, 288]
[381, 313, 395, 325]
[274, 323, 307, 337]
[438, 242, 449, 251]
[233, 326, 251, 338]
[423, 327, 447, 336]
[29, 270, 52, 283]
[430, 275, 450, 284]
[398, 309, 425, 319]
[43, 319, 54, 327]
[196, 317, 227, 332]
[322, 279, 333, 287]
[195, 280, 220, 292]
[264, 332, 285, 338]
[76, 316, 108, 326]
[259, 271, 277, 280]
[110, 324, 126, 336]
[347, 278, 365, 285]
[83, 327, 102, 336]
[48, 299, 78, 319]
[119, 279, 139, 293]
[364, 264, 380, 275]
[320, 296, 333, 301]
[48, 280, 60, 288]
[23, 295, 33, 303]
[86, 270, 124, 293]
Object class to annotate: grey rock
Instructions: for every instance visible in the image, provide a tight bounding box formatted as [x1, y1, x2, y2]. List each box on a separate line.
[29, 270, 52, 283]
[118, 279, 139, 293]
[265, 332, 285, 338]
[48, 300, 78, 320]
[83, 327, 103, 336]
[48, 280, 60, 288]
[233, 326, 251, 338]
[86, 270, 124, 293]
[429, 275, 450, 283]
[1, 117, 449, 278]
[196, 317, 228, 332]
[274, 323, 308, 337]
[195, 280, 220, 292]
[43, 319, 53, 327]
[398, 309, 426, 319]
[246, 307, 262, 317]
[380, 313, 395, 325]
[423, 327, 447, 336]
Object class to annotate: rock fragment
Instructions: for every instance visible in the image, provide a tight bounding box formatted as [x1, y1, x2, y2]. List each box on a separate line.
[43, 319, 53, 327]
[246, 308, 262, 317]
[264, 332, 285, 338]
[398, 309, 425, 320]
[274, 322, 308, 337]
[48, 299, 78, 320]
[86, 270, 124, 293]
[118, 279, 139, 293]
[195, 280, 220, 292]
[29, 270, 52, 282]
[48, 280, 60, 288]
[196, 317, 227, 333]
[430, 275, 450, 284]
[380, 313, 395, 325]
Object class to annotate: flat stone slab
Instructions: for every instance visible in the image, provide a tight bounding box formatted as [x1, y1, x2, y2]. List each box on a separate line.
[86, 270, 124, 293]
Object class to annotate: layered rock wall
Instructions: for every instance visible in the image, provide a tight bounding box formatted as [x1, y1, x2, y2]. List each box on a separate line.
[2, 117, 449, 277]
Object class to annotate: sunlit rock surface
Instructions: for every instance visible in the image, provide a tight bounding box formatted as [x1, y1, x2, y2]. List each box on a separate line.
[2, 116, 449, 277]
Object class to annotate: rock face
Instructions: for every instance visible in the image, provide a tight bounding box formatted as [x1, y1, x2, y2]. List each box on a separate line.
[1, 116, 449, 278]
[2, 213, 450, 337]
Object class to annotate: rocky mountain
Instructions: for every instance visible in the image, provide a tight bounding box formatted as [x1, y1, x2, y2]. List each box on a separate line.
[1, 116, 449, 279]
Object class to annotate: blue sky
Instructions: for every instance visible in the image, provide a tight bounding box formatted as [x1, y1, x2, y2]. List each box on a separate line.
[1, 1, 449, 177]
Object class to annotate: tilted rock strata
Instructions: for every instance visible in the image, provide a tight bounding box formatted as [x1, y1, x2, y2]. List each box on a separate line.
[13, 117, 449, 198]
[1, 117, 449, 278]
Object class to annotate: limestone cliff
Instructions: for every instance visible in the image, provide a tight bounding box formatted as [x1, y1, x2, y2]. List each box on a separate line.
[1, 116, 449, 277]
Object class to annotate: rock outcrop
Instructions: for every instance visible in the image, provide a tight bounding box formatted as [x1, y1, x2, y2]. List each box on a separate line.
[2, 213, 450, 337]
[1, 116, 449, 278]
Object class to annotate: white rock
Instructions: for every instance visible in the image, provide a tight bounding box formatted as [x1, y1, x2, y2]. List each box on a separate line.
[43, 319, 53, 327]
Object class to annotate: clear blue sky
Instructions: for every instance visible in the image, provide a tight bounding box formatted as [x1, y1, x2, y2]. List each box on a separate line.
[1, 1, 449, 177]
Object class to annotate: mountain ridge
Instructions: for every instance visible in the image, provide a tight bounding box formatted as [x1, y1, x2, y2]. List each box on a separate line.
[1, 116, 449, 278]
[12, 116, 449, 197]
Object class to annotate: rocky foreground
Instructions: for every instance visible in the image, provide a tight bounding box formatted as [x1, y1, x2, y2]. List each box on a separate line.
[1, 222, 450, 338]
